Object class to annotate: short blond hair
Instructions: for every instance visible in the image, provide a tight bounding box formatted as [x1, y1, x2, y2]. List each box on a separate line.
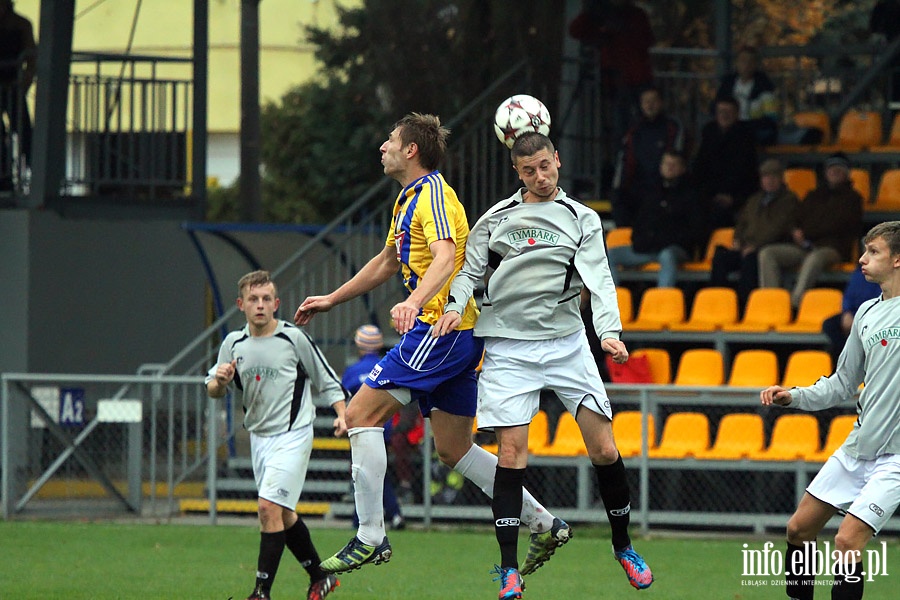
[237, 270, 277, 298]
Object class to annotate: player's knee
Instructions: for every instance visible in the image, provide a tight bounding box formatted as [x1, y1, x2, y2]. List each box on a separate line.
[257, 498, 283, 529]
[786, 514, 815, 544]
[587, 439, 619, 465]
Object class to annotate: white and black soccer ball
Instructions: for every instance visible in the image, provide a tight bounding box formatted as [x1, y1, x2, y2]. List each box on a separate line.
[493, 94, 551, 149]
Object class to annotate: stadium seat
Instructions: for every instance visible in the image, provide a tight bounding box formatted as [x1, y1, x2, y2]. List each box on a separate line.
[818, 110, 882, 152]
[681, 228, 735, 272]
[784, 168, 817, 200]
[605, 227, 632, 249]
[526, 410, 551, 454]
[868, 169, 900, 213]
[648, 412, 710, 459]
[612, 411, 657, 458]
[781, 350, 833, 388]
[750, 414, 820, 461]
[532, 412, 587, 456]
[722, 288, 792, 332]
[870, 112, 900, 153]
[616, 286, 634, 325]
[473, 418, 499, 454]
[850, 168, 871, 203]
[769, 110, 831, 152]
[696, 413, 765, 460]
[673, 348, 724, 386]
[669, 287, 738, 331]
[774, 288, 842, 333]
[631, 348, 671, 384]
[727, 349, 779, 387]
[807, 414, 857, 462]
[623, 287, 685, 331]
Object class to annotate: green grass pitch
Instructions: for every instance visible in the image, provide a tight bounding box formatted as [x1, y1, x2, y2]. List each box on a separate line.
[1, 520, 897, 599]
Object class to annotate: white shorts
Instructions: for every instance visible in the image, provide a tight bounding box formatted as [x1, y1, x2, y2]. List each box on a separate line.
[476, 329, 612, 430]
[806, 448, 900, 533]
[250, 424, 313, 509]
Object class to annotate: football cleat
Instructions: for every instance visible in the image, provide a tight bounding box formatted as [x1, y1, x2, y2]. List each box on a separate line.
[521, 517, 572, 575]
[306, 573, 339, 600]
[614, 544, 654, 589]
[245, 583, 270, 599]
[319, 536, 392, 573]
[491, 565, 524, 599]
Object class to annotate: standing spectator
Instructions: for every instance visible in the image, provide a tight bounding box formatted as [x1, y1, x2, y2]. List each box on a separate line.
[611, 84, 688, 227]
[607, 151, 703, 287]
[710, 158, 799, 305]
[822, 264, 881, 365]
[693, 96, 760, 230]
[758, 152, 864, 309]
[0, 0, 36, 192]
[569, 0, 655, 146]
[715, 46, 780, 146]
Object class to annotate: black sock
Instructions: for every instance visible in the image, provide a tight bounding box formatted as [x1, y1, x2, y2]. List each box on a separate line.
[594, 455, 632, 551]
[284, 516, 327, 582]
[785, 541, 815, 600]
[256, 530, 286, 592]
[832, 561, 864, 600]
[493, 466, 525, 569]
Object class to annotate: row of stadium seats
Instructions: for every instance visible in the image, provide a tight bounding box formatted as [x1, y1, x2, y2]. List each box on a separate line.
[771, 109, 900, 154]
[629, 347, 832, 388]
[783, 166, 900, 210]
[618, 286, 841, 333]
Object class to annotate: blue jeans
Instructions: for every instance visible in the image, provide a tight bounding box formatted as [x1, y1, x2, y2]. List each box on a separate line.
[607, 244, 688, 288]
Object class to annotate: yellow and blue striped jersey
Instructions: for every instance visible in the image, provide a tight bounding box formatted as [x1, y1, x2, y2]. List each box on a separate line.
[385, 171, 479, 329]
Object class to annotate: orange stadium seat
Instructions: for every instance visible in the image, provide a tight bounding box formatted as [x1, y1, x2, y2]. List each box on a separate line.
[631, 348, 671, 384]
[850, 168, 871, 203]
[868, 169, 900, 213]
[818, 110, 882, 152]
[784, 168, 817, 200]
[673, 349, 724, 386]
[697, 413, 765, 460]
[528, 410, 551, 454]
[722, 288, 792, 332]
[781, 350, 833, 388]
[769, 111, 831, 153]
[669, 287, 738, 332]
[532, 412, 586, 457]
[616, 286, 634, 325]
[775, 288, 842, 333]
[623, 287, 685, 331]
[605, 227, 632, 249]
[612, 411, 657, 458]
[682, 228, 735, 272]
[727, 349, 779, 388]
[649, 412, 710, 459]
[808, 414, 857, 462]
[871, 112, 900, 153]
[750, 414, 820, 461]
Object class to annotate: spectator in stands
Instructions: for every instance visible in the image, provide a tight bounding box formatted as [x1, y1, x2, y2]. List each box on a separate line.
[822, 263, 881, 365]
[710, 158, 799, 305]
[870, 0, 900, 107]
[569, 0, 655, 145]
[693, 95, 760, 231]
[715, 46, 779, 146]
[758, 152, 864, 309]
[0, 0, 36, 192]
[611, 84, 688, 227]
[607, 150, 703, 287]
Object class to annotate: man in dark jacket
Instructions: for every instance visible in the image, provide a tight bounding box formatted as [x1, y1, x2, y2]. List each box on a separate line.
[715, 46, 779, 146]
[758, 152, 864, 308]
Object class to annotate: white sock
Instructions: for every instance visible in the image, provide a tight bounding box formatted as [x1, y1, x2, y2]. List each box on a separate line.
[453, 443, 555, 533]
[349, 427, 387, 545]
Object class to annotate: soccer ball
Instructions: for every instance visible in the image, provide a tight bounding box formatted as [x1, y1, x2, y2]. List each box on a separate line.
[493, 94, 551, 149]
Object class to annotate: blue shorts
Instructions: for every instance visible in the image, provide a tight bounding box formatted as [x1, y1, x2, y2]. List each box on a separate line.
[365, 320, 483, 418]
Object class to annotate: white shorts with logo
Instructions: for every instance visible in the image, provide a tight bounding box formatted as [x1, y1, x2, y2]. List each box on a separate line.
[806, 448, 900, 533]
[476, 329, 612, 430]
[250, 424, 313, 509]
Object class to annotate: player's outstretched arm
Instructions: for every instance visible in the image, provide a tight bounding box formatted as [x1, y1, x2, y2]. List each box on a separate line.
[760, 385, 793, 407]
[207, 359, 236, 398]
[433, 310, 463, 337]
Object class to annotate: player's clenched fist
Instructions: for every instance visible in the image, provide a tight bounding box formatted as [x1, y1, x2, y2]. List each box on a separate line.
[760, 385, 793, 406]
[215, 359, 237, 385]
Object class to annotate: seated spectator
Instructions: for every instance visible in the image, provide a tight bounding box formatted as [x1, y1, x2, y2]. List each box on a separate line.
[693, 96, 759, 230]
[758, 152, 864, 308]
[710, 158, 799, 305]
[607, 151, 703, 287]
[822, 262, 881, 364]
[611, 84, 688, 227]
[715, 46, 779, 146]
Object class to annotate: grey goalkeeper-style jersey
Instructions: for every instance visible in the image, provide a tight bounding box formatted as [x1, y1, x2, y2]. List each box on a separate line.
[205, 320, 348, 436]
[791, 295, 900, 460]
[445, 187, 622, 341]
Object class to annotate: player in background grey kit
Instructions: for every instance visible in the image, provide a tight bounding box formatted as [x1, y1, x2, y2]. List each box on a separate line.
[761, 220, 900, 600]
[206, 270, 347, 600]
[436, 132, 653, 598]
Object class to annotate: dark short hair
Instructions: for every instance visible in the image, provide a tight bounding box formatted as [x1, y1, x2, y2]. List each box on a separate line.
[238, 270, 277, 298]
[715, 95, 740, 109]
[393, 113, 450, 172]
[864, 221, 900, 256]
[510, 132, 554, 163]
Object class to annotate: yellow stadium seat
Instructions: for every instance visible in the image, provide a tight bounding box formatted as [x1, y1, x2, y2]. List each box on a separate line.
[682, 228, 735, 272]
[532, 412, 586, 457]
[648, 412, 710, 459]
[673, 348, 724, 386]
[818, 110, 882, 152]
[750, 414, 820, 461]
[631, 348, 671, 384]
[612, 411, 656, 458]
[871, 112, 900, 153]
[781, 350, 832, 388]
[868, 169, 900, 213]
[696, 413, 765, 460]
[528, 410, 551, 454]
[850, 168, 871, 203]
[722, 288, 792, 332]
[727, 349, 779, 388]
[775, 288, 842, 333]
[669, 287, 738, 332]
[616, 286, 633, 325]
[807, 414, 857, 462]
[623, 287, 685, 331]
[605, 227, 632, 249]
[784, 168, 817, 200]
